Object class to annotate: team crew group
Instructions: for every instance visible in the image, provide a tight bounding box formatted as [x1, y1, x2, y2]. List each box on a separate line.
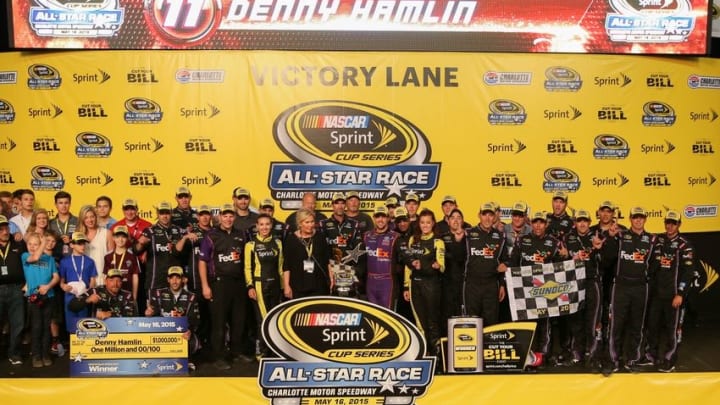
[0, 186, 694, 374]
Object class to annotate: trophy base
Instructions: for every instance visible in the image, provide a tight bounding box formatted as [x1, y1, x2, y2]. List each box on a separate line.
[332, 286, 357, 298]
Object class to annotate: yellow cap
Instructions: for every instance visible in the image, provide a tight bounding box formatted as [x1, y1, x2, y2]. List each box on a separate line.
[531, 211, 547, 222]
[552, 191, 568, 201]
[70, 232, 89, 243]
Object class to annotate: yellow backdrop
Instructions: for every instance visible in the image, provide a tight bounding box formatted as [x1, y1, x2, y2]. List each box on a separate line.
[1, 51, 719, 232]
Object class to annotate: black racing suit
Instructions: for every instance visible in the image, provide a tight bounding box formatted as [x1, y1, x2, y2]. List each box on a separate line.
[148, 287, 201, 354]
[393, 228, 414, 323]
[87, 286, 137, 318]
[546, 212, 574, 354]
[139, 223, 184, 296]
[233, 212, 259, 237]
[509, 232, 563, 357]
[564, 229, 602, 362]
[346, 212, 374, 238]
[462, 225, 508, 327]
[171, 207, 198, 230]
[645, 233, 694, 366]
[199, 226, 248, 360]
[182, 224, 212, 345]
[589, 223, 628, 340]
[602, 229, 657, 367]
[441, 231, 466, 322]
[546, 212, 574, 240]
[404, 233, 445, 355]
[244, 234, 283, 356]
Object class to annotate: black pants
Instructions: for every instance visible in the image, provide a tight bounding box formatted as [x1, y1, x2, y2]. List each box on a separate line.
[251, 280, 281, 354]
[29, 299, 52, 359]
[410, 278, 442, 354]
[608, 283, 648, 365]
[209, 277, 248, 359]
[570, 278, 603, 360]
[646, 295, 681, 365]
[462, 279, 499, 326]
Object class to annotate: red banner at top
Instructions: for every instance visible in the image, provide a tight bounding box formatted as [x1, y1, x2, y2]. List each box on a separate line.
[9, 1, 711, 53]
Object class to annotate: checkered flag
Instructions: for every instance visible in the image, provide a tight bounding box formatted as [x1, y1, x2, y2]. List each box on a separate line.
[505, 260, 586, 321]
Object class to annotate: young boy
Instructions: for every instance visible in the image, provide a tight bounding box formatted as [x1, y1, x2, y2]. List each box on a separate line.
[43, 231, 66, 356]
[51, 191, 78, 256]
[22, 232, 60, 368]
[59, 232, 97, 334]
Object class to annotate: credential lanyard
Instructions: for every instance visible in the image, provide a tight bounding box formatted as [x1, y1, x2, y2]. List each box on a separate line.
[56, 218, 69, 236]
[0, 243, 10, 264]
[302, 237, 313, 259]
[71, 255, 85, 283]
[112, 251, 126, 269]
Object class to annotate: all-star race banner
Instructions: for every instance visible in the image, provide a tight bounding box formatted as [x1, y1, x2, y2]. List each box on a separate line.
[1, 50, 719, 232]
[8, 1, 712, 54]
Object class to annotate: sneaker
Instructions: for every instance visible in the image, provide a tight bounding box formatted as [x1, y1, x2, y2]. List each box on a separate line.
[213, 359, 231, 370]
[50, 342, 59, 354]
[658, 361, 675, 373]
[526, 352, 544, 368]
[188, 362, 197, 373]
[32, 357, 43, 368]
[8, 356, 22, 366]
[636, 356, 655, 367]
[42, 357, 52, 366]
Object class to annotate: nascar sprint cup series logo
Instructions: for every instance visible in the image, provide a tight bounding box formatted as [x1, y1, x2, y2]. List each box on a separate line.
[606, 0, 696, 43]
[259, 297, 435, 404]
[30, 165, 65, 191]
[269, 101, 440, 209]
[542, 167, 581, 193]
[29, 0, 124, 38]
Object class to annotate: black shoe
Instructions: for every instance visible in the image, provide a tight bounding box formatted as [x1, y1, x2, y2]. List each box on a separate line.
[636, 356, 655, 367]
[601, 361, 619, 376]
[624, 362, 639, 373]
[213, 359, 231, 370]
[658, 361, 675, 373]
[232, 354, 255, 363]
[588, 359, 602, 374]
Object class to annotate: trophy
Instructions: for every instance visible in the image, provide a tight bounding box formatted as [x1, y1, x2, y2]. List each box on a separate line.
[330, 244, 366, 297]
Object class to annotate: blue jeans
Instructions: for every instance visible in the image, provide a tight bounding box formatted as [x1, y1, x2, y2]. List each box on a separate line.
[0, 284, 25, 358]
